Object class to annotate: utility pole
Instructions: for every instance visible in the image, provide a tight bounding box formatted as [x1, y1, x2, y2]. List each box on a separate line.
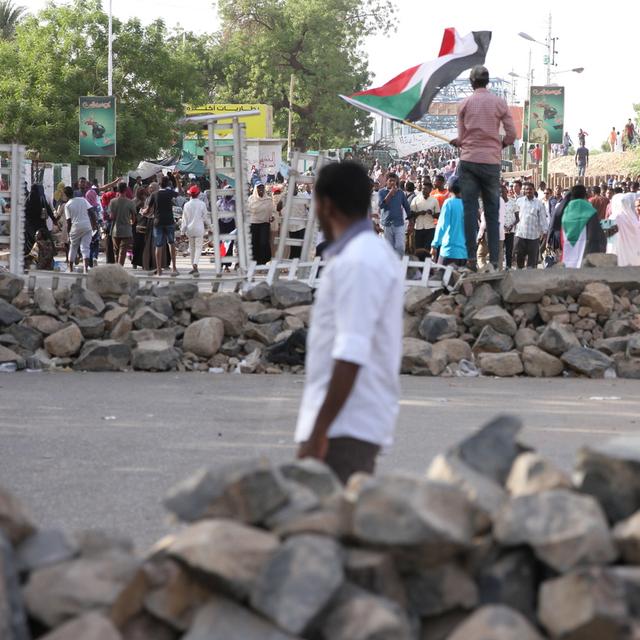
[287, 74, 295, 161]
[107, 0, 114, 182]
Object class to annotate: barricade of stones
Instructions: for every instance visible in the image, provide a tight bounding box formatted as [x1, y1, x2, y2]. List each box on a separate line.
[4, 416, 640, 639]
[1, 260, 640, 377]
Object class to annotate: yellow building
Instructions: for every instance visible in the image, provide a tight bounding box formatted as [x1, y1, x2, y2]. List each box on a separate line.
[185, 103, 274, 139]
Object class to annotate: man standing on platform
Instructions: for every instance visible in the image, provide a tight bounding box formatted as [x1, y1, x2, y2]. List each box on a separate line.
[451, 65, 516, 270]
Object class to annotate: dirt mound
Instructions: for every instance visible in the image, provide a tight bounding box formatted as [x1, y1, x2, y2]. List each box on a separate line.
[549, 151, 639, 177]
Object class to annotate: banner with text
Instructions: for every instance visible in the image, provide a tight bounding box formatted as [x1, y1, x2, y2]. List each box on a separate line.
[528, 86, 564, 145]
[79, 96, 117, 157]
[393, 129, 457, 158]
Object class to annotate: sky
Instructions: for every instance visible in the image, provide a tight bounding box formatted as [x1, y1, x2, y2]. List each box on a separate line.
[21, 0, 639, 148]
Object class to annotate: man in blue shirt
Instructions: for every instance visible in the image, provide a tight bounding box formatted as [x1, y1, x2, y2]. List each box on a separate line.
[378, 173, 410, 257]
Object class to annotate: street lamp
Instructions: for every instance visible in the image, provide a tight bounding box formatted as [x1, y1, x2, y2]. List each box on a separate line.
[518, 32, 544, 46]
[552, 67, 584, 75]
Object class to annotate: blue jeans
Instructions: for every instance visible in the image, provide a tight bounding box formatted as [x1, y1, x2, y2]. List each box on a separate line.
[578, 164, 586, 177]
[384, 225, 405, 257]
[458, 161, 501, 266]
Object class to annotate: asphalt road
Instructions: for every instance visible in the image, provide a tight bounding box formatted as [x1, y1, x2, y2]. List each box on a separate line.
[1, 373, 638, 550]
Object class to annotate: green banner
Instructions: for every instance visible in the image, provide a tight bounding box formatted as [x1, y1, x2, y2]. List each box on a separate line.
[79, 96, 116, 157]
[528, 86, 564, 145]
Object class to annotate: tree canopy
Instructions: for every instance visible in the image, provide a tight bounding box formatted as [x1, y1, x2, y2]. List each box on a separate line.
[0, 0, 392, 168]
[0, 0, 25, 38]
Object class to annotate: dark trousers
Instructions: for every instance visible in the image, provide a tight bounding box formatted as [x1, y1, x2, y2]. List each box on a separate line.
[458, 160, 501, 266]
[504, 233, 515, 269]
[414, 228, 435, 253]
[514, 236, 540, 269]
[250, 222, 271, 265]
[289, 228, 305, 259]
[324, 437, 381, 485]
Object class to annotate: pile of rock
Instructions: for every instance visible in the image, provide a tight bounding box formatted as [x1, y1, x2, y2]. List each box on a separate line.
[5, 416, 640, 639]
[1, 263, 640, 377]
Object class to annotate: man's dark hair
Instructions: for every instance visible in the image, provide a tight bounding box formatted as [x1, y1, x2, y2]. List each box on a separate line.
[614, 187, 624, 194]
[118, 182, 128, 194]
[406, 181, 415, 193]
[387, 172, 399, 181]
[571, 184, 588, 200]
[449, 181, 461, 196]
[314, 161, 370, 219]
[64, 186, 74, 199]
[161, 176, 170, 188]
[593, 185, 601, 195]
[435, 174, 445, 183]
[632, 181, 640, 191]
[514, 179, 523, 187]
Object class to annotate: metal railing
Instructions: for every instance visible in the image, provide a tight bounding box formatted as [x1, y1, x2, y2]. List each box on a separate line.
[0, 143, 26, 274]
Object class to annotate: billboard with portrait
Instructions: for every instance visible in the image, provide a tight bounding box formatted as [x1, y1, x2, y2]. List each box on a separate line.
[79, 96, 116, 157]
[528, 86, 564, 145]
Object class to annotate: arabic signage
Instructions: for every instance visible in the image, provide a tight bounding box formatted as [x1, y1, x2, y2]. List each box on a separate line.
[528, 86, 565, 145]
[185, 103, 273, 139]
[79, 96, 116, 157]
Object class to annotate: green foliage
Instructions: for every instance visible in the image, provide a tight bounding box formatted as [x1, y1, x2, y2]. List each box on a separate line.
[211, 0, 395, 149]
[0, 0, 25, 38]
[0, 0, 212, 171]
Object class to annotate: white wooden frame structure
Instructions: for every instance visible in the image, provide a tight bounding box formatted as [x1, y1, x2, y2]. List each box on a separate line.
[0, 143, 26, 274]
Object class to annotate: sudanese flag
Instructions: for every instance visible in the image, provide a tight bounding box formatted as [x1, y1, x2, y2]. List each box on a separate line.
[340, 29, 492, 122]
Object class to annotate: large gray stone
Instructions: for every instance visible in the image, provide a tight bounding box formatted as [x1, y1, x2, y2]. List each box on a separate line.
[164, 519, 278, 599]
[0, 299, 24, 327]
[579, 281, 615, 315]
[250, 534, 344, 635]
[538, 568, 629, 640]
[494, 489, 616, 572]
[613, 511, 640, 563]
[6, 324, 42, 351]
[350, 474, 476, 554]
[0, 487, 35, 546]
[537, 321, 580, 356]
[522, 345, 564, 377]
[0, 345, 21, 365]
[159, 282, 199, 306]
[0, 272, 24, 302]
[401, 338, 447, 375]
[574, 437, 640, 523]
[450, 415, 525, 485]
[594, 336, 630, 355]
[404, 562, 478, 617]
[69, 286, 105, 314]
[471, 305, 517, 337]
[87, 264, 138, 299]
[164, 458, 289, 524]
[561, 346, 614, 378]
[618, 358, 640, 379]
[183, 317, 224, 358]
[39, 612, 121, 640]
[465, 282, 501, 315]
[191, 293, 247, 336]
[447, 605, 545, 640]
[132, 307, 167, 330]
[270, 281, 313, 309]
[418, 312, 457, 342]
[477, 352, 523, 377]
[74, 340, 131, 372]
[404, 287, 435, 314]
[431, 338, 472, 364]
[44, 324, 84, 357]
[34, 287, 58, 316]
[183, 596, 301, 640]
[514, 328, 539, 351]
[128, 328, 177, 348]
[506, 452, 570, 496]
[23, 315, 63, 335]
[0, 532, 30, 640]
[344, 549, 406, 607]
[131, 340, 179, 371]
[249, 308, 283, 324]
[16, 529, 77, 573]
[244, 320, 284, 345]
[72, 316, 106, 340]
[320, 584, 413, 640]
[242, 281, 272, 302]
[279, 459, 342, 500]
[472, 325, 514, 353]
[23, 549, 138, 628]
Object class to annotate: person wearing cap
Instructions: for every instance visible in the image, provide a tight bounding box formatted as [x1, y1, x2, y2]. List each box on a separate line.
[450, 65, 516, 270]
[181, 185, 209, 276]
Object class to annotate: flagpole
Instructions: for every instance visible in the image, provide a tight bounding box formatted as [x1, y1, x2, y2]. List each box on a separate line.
[401, 120, 453, 144]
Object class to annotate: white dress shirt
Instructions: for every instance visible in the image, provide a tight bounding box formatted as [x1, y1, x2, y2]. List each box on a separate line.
[295, 226, 403, 448]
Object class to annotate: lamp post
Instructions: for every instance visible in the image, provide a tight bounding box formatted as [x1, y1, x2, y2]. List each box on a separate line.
[107, 0, 114, 182]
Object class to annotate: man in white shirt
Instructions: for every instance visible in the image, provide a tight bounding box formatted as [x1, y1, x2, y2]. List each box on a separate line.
[64, 186, 94, 273]
[514, 182, 548, 269]
[181, 185, 209, 276]
[295, 162, 403, 483]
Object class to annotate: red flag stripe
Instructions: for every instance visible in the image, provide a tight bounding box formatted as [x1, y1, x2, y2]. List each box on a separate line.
[352, 64, 421, 98]
[438, 27, 456, 57]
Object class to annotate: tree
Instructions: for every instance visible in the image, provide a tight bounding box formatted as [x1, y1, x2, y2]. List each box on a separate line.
[0, 0, 25, 39]
[0, 0, 211, 171]
[210, 0, 395, 150]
